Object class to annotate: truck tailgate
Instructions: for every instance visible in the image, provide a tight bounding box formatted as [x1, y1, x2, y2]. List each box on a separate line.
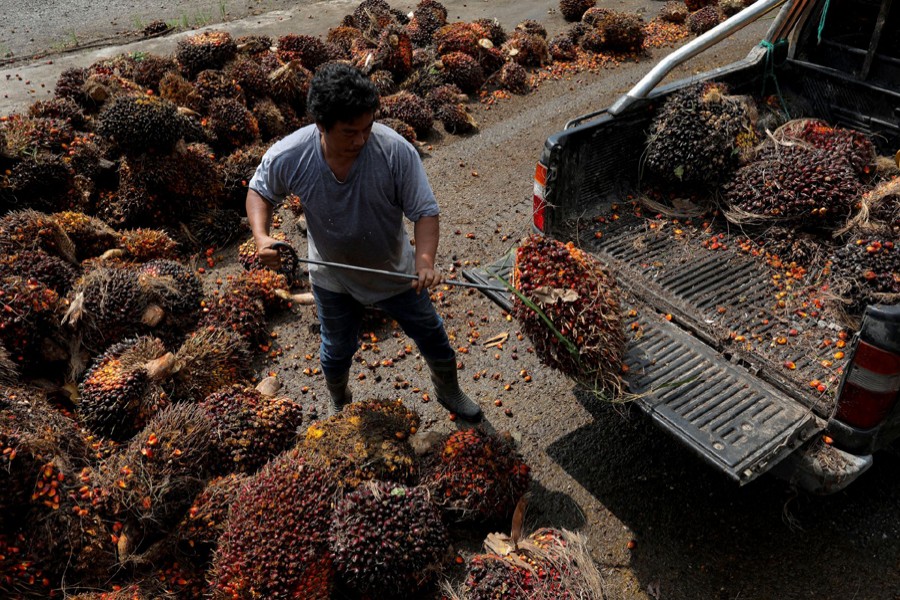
[464, 247, 824, 484]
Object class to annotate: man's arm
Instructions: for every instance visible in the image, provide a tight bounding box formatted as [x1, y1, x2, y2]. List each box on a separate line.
[246, 188, 282, 269]
[412, 215, 441, 293]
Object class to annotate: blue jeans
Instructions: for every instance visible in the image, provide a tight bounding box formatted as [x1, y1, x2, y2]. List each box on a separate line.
[312, 285, 455, 380]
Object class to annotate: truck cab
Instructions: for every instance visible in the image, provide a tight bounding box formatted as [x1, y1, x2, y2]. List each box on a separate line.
[466, 0, 900, 493]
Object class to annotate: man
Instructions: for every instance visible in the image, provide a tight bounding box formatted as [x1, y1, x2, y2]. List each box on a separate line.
[246, 63, 482, 422]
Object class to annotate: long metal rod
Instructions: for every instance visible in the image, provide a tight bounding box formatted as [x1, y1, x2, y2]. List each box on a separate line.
[296, 256, 509, 293]
[608, 0, 789, 116]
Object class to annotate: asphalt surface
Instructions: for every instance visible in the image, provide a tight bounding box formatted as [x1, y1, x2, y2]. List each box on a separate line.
[2, 1, 900, 599]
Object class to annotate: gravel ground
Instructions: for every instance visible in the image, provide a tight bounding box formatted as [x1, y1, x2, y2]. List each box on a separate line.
[2, 1, 900, 598]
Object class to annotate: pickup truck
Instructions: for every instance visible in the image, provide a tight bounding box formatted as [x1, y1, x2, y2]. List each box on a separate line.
[465, 0, 900, 494]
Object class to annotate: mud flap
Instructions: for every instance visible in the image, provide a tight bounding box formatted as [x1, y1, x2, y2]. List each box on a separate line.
[464, 253, 823, 485]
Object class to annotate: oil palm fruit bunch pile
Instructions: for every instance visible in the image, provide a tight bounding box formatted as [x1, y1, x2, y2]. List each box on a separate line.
[721, 143, 863, 227]
[773, 118, 876, 179]
[210, 450, 339, 599]
[422, 428, 530, 523]
[199, 380, 304, 474]
[645, 82, 757, 186]
[513, 234, 626, 393]
[459, 527, 603, 600]
[329, 481, 449, 597]
[830, 238, 899, 315]
[302, 398, 420, 488]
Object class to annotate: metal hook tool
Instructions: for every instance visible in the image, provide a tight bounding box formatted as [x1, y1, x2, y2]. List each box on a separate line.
[267, 242, 509, 294]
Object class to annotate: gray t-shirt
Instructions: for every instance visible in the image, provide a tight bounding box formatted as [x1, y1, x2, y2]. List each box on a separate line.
[249, 122, 440, 304]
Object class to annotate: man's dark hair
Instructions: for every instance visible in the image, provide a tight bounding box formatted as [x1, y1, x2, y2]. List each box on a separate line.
[307, 63, 380, 130]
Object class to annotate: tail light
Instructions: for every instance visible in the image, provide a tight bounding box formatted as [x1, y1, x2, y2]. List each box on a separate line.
[533, 162, 548, 232]
[834, 340, 900, 430]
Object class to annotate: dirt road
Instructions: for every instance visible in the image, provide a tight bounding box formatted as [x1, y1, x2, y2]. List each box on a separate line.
[2, 1, 899, 598]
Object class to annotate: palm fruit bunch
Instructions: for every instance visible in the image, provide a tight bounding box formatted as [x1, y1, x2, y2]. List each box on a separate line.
[433, 22, 490, 57]
[126, 144, 226, 216]
[185, 208, 245, 249]
[0, 209, 77, 262]
[97, 95, 183, 154]
[329, 481, 449, 597]
[200, 381, 304, 474]
[63, 266, 165, 352]
[251, 98, 291, 141]
[721, 0, 747, 16]
[220, 142, 268, 201]
[351, 0, 395, 35]
[0, 276, 61, 369]
[462, 528, 603, 600]
[645, 82, 757, 185]
[425, 83, 467, 111]
[268, 60, 313, 112]
[499, 62, 530, 94]
[686, 0, 718, 11]
[688, 6, 723, 35]
[502, 31, 550, 67]
[53, 66, 88, 104]
[136, 260, 204, 334]
[226, 57, 272, 101]
[722, 144, 863, 226]
[379, 91, 435, 136]
[2, 153, 76, 213]
[407, 0, 448, 46]
[175, 473, 247, 561]
[515, 19, 548, 39]
[659, 2, 689, 24]
[176, 31, 238, 78]
[159, 72, 205, 112]
[276, 34, 331, 70]
[77, 337, 175, 441]
[327, 25, 364, 54]
[513, 235, 626, 392]
[369, 69, 397, 95]
[380, 117, 419, 144]
[200, 284, 269, 348]
[549, 33, 578, 61]
[0, 386, 90, 529]
[131, 54, 177, 92]
[118, 228, 180, 262]
[193, 69, 245, 107]
[363, 26, 414, 82]
[97, 404, 215, 552]
[595, 11, 646, 51]
[830, 238, 900, 315]
[302, 399, 420, 488]
[582, 7, 612, 27]
[235, 34, 273, 56]
[225, 269, 309, 313]
[170, 327, 251, 402]
[0, 113, 76, 158]
[210, 450, 338, 600]
[237, 236, 304, 290]
[773, 119, 876, 179]
[23, 469, 118, 588]
[52, 211, 119, 260]
[207, 97, 260, 152]
[437, 51, 486, 94]
[560, 0, 598, 22]
[28, 96, 86, 127]
[436, 102, 478, 134]
[0, 249, 79, 295]
[422, 428, 530, 523]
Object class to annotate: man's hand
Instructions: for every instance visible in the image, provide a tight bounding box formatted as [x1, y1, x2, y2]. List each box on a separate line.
[255, 235, 284, 270]
[413, 264, 442, 294]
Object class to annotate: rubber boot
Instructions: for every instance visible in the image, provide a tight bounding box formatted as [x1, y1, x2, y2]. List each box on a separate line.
[425, 357, 483, 422]
[325, 372, 353, 416]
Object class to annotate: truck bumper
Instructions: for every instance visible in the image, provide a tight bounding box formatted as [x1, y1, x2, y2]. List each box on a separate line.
[770, 441, 873, 495]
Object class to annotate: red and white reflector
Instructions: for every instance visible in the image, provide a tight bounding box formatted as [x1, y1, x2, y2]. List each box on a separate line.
[835, 340, 900, 430]
[533, 162, 548, 232]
